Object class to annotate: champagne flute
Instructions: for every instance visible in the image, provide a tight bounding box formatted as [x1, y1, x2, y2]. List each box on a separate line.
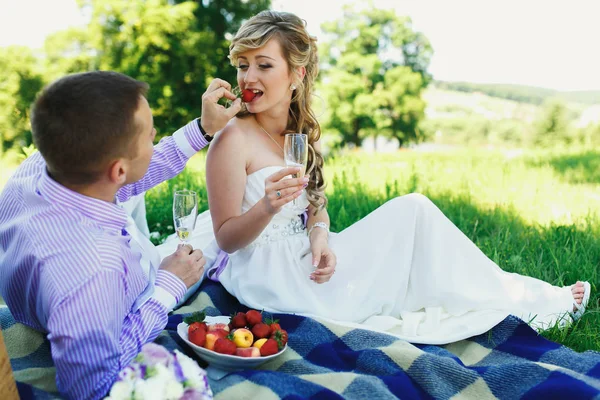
[173, 190, 198, 244]
[284, 133, 309, 206]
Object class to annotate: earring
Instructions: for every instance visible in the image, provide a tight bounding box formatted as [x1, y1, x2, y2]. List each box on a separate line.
[290, 84, 297, 91]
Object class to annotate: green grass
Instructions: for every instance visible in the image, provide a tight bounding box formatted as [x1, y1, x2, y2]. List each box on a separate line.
[145, 148, 600, 353]
[2, 147, 598, 351]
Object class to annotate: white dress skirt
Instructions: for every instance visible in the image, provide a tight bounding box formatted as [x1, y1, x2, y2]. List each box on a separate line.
[161, 166, 574, 344]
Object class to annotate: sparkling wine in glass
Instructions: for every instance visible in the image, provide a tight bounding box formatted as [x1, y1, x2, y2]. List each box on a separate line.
[173, 190, 198, 244]
[284, 133, 308, 206]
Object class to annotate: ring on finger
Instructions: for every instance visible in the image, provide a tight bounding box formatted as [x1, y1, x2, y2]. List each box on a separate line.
[276, 190, 282, 198]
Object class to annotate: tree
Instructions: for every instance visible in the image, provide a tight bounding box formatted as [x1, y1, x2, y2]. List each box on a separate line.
[319, 4, 432, 148]
[0, 46, 44, 154]
[46, 0, 270, 137]
[533, 99, 577, 146]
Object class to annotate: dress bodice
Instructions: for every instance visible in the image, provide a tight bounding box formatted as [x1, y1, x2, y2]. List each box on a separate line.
[242, 166, 310, 248]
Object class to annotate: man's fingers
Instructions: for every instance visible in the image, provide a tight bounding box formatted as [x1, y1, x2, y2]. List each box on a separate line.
[206, 78, 232, 93]
[191, 249, 204, 262]
[177, 243, 193, 254]
[224, 98, 242, 118]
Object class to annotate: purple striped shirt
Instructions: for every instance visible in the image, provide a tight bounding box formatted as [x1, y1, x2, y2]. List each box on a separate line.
[0, 120, 207, 399]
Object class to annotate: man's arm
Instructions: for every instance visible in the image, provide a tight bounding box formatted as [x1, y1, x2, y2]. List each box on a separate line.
[46, 267, 185, 399]
[116, 120, 207, 203]
[116, 78, 242, 203]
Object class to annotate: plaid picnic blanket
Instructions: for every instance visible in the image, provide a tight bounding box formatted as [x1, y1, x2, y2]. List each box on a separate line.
[3, 280, 600, 399]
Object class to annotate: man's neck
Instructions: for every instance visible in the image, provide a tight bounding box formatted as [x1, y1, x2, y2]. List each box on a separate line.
[49, 171, 119, 203]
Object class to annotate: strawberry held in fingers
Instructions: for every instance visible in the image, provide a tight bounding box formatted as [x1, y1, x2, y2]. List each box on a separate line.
[241, 89, 257, 102]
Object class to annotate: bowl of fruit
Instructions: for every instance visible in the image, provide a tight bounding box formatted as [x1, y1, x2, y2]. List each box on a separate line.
[177, 309, 288, 374]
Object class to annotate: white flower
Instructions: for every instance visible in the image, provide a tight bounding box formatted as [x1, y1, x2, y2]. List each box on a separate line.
[164, 380, 185, 399]
[174, 350, 205, 388]
[106, 380, 133, 400]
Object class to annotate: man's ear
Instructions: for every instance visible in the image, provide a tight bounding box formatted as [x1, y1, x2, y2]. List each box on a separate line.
[108, 159, 128, 185]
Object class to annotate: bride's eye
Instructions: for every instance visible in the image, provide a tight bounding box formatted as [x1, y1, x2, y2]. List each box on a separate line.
[237, 64, 249, 70]
[259, 64, 272, 70]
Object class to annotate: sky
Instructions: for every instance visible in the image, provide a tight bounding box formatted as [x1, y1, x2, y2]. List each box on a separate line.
[1, 0, 599, 91]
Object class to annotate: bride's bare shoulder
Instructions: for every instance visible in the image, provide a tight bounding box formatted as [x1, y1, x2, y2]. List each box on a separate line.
[211, 116, 254, 149]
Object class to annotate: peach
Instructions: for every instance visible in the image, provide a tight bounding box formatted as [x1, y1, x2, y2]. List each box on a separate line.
[235, 347, 260, 358]
[204, 333, 219, 351]
[253, 338, 268, 350]
[208, 323, 230, 332]
[232, 328, 254, 348]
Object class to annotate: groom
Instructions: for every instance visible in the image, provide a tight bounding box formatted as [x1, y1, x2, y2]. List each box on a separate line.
[0, 71, 241, 400]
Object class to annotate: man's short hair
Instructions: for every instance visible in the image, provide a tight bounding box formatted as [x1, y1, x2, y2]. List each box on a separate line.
[31, 71, 149, 184]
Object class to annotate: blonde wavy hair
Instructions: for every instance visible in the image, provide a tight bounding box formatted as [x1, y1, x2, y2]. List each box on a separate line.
[229, 10, 327, 212]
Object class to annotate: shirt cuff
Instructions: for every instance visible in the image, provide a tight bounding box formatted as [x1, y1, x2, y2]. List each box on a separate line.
[173, 120, 208, 155]
[154, 270, 187, 310]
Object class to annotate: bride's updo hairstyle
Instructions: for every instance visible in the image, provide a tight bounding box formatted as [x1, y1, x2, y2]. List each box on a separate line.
[229, 11, 327, 212]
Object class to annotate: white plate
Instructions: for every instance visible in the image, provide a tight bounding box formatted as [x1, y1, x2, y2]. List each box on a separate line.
[177, 315, 287, 377]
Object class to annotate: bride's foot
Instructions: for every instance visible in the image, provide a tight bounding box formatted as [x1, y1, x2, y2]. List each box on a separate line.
[572, 282, 585, 312]
[571, 281, 591, 320]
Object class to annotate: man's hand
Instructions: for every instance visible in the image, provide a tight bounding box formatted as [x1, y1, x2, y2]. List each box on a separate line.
[201, 78, 242, 136]
[159, 244, 205, 288]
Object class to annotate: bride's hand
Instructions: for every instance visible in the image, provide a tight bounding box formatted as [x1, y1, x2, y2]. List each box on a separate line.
[310, 234, 337, 284]
[260, 167, 309, 215]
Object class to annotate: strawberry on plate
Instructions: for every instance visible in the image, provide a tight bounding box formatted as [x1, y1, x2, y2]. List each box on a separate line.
[213, 334, 237, 355]
[230, 312, 247, 329]
[265, 317, 281, 332]
[259, 338, 280, 357]
[245, 309, 262, 327]
[271, 329, 288, 349]
[251, 323, 271, 340]
[184, 311, 207, 336]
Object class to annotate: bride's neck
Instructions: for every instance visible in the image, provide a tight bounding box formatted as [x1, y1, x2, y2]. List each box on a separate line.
[255, 112, 288, 137]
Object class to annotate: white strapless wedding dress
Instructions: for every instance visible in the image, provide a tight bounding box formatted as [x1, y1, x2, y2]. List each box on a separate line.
[164, 166, 575, 344]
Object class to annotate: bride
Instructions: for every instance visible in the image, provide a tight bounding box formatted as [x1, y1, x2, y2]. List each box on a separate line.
[173, 10, 590, 343]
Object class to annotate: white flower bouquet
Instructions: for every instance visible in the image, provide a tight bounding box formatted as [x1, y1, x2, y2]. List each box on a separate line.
[105, 343, 213, 400]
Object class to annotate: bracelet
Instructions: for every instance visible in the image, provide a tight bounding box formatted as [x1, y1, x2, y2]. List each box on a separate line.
[308, 222, 329, 238]
[196, 118, 213, 142]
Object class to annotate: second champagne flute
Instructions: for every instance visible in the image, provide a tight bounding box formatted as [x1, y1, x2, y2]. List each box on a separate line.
[284, 133, 308, 206]
[173, 190, 198, 244]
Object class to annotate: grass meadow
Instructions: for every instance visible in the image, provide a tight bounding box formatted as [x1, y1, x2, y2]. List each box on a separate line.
[1, 147, 598, 352]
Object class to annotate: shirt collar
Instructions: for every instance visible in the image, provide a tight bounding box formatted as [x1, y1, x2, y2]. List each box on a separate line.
[38, 168, 127, 233]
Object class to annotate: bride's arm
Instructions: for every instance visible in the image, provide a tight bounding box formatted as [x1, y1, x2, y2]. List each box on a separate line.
[306, 140, 331, 243]
[206, 125, 305, 253]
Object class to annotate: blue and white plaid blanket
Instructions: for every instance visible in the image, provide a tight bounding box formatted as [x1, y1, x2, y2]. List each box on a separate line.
[3, 280, 600, 399]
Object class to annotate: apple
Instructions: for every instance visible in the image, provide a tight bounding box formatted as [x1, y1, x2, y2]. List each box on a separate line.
[235, 347, 260, 358]
[208, 323, 230, 332]
[232, 328, 254, 348]
[253, 338, 268, 350]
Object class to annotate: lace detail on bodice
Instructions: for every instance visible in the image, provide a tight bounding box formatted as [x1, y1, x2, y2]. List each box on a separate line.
[242, 166, 310, 249]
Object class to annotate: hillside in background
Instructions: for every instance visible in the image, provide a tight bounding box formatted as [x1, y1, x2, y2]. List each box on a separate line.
[419, 85, 600, 147]
[436, 81, 600, 106]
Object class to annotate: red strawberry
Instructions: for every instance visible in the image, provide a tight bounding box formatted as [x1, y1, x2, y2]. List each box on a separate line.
[245, 310, 262, 327]
[271, 329, 288, 349]
[184, 311, 207, 334]
[213, 335, 237, 355]
[189, 327, 206, 347]
[251, 323, 271, 340]
[259, 338, 280, 356]
[265, 318, 281, 332]
[241, 89, 256, 103]
[230, 312, 247, 329]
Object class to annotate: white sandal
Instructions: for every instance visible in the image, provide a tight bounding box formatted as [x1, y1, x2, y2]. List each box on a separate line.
[571, 281, 591, 321]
